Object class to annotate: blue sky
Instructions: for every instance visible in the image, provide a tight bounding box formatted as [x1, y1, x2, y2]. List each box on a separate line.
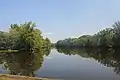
[0, 0, 120, 42]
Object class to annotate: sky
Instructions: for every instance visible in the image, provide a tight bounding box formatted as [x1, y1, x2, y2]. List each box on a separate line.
[0, 0, 120, 42]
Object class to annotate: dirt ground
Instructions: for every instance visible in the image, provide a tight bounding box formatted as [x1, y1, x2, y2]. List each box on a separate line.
[0, 74, 55, 80]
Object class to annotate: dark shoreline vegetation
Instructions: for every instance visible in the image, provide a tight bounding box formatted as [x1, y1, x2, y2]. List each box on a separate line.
[55, 21, 120, 48]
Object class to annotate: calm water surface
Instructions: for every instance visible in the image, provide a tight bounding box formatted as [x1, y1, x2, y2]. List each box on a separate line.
[0, 48, 120, 80]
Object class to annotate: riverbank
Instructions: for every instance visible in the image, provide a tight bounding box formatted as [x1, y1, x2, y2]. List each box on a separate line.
[0, 74, 55, 80]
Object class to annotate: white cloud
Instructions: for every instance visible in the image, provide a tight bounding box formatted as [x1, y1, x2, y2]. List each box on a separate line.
[46, 57, 53, 59]
[70, 36, 78, 38]
[44, 32, 53, 35]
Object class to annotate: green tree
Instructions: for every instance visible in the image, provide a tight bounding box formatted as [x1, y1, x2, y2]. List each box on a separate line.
[0, 31, 10, 49]
[93, 28, 114, 47]
[112, 21, 120, 47]
[9, 22, 43, 51]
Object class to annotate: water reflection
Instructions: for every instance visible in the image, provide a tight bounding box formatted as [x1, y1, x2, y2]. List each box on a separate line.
[0, 47, 120, 79]
[56, 47, 120, 76]
[0, 48, 51, 77]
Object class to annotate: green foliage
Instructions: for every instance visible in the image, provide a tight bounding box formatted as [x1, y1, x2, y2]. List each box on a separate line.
[92, 28, 114, 47]
[9, 22, 42, 51]
[55, 21, 120, 48]
[55, 35, 93, 47]
[112, 21, 120, 47]
[0, 22, 51, 52]
[0, 31, 10, 49]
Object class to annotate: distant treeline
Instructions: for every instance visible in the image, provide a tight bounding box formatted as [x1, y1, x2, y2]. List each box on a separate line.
[55, 21, 120, 48]
[0, 22, 51, 51]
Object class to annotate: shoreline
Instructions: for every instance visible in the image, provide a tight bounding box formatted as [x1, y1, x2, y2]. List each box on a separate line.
[0, 74, 56, 80]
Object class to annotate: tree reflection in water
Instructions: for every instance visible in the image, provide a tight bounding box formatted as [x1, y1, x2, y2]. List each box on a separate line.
[0, 48, 51, 77]
[0, 47, 120, 77]
[56, 47, 120, 76]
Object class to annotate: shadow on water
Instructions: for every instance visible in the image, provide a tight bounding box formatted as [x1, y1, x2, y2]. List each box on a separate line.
[0, 48, 51, 77]
[56, 47, 120, 76]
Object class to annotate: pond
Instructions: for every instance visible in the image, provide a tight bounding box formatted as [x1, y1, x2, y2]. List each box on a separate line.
[0, 48, 120, 80]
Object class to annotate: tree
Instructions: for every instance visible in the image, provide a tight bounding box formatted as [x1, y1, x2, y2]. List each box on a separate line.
[55, 35, 93, 47]
[9, 22, 43, 51]
[93, 28, 114, 47]
[0, 31, 10, 49]
[112, 21, 120, 47]
[0, 21, 51, 52]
